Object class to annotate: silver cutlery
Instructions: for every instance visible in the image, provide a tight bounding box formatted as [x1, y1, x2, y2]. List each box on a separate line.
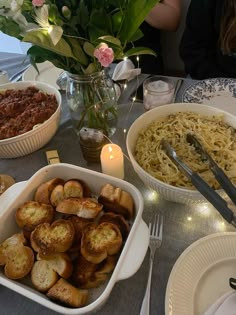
[140, 213, 163, 315]
[172, 78, 183, 102]
[9, 64, 30, 82]
[161, 139, 236, 226]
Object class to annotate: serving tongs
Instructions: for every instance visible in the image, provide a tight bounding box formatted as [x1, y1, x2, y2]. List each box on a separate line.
[161, 139, 236, 227]
[187, 134, 236, 205]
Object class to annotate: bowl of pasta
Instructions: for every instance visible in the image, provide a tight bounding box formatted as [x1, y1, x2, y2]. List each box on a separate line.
[126, 103, 236, 205]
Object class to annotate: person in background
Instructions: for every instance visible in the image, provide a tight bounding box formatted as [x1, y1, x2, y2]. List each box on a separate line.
[134, 0, 181, 74]
[180, 0, 236, 80]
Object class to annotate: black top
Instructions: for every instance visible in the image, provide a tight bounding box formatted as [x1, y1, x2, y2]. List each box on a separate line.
[179, 0, 236, 79]
[132, 21, 163, 75]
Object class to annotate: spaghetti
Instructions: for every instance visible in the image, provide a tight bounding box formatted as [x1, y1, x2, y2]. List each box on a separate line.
[134, 112, 236, 189]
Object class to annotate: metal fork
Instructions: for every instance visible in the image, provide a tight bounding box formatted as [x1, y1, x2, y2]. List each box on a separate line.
[140, 214, 163, 315]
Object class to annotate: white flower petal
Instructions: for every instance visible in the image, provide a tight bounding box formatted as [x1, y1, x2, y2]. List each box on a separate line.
[35, 4, 49, 27]
[48, 25, 63, 45]
[12, 11, 28, 27]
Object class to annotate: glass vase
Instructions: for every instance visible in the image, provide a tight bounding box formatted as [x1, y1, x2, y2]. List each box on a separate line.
[66, 70, 118, 137]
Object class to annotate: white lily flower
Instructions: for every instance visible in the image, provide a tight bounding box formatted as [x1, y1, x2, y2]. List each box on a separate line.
[47, 25, 63, 45]
[11, 0, 23, 12]
[32, 4, 63, 45]
[12, 10, 28, 27]
[0, 0, 12, 10]
[0, 0, 27, 27]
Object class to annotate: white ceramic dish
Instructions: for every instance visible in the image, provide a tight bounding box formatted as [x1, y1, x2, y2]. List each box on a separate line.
[22, 61, 63, 89]
[126, 103, 236, 205]
[0, 163, 149, 314]
[0, 81, 61, 158]
[182, 78, 236, 116]
[165, 232, 236, 315]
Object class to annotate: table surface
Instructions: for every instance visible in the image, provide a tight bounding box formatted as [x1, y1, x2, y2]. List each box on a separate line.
[0, 52, 235, 315]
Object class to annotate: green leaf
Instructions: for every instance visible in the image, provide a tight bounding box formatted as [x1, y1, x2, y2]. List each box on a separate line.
[83, 41, 95, 58]
[66, 37, 89, 65]
[98, 35, 121, 47]
[124, 46, 157, 57]
[22, 30, 75, 59]
[84, 62, 99, 74]
[0, 16, 22, 39]
[118, 0, 160, 43]
[129, 28, 144, 43]
[88, 8, 113, 42]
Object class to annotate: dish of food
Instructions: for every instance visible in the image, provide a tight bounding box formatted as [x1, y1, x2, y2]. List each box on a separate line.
[0, 163, 148, 314]
[165, 232, 236, 315]
[0, 81, 61, 159]
[0, 174, 15, 196]
[134, 111, 236, 189]
[0, 86, 58, 140]
[22, 61, 63, 89]
[126, 103, 236, 204]
[182, 78, 236, 116]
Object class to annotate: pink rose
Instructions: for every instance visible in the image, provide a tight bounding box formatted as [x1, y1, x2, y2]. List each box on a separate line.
[32, 0, 45, 7]
[94, 43, 114, 67]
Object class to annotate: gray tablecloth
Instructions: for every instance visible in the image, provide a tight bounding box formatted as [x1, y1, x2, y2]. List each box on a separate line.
[0, 52, 235, 315]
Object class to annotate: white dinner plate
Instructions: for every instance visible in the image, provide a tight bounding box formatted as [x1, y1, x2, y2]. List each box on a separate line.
[22, 61, 63, 89]
[182, 78, 236, 116]
[165, 232, 236, 315]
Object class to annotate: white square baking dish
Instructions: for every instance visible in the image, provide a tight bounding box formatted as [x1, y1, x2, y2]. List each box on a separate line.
[0, 163, 149, 314]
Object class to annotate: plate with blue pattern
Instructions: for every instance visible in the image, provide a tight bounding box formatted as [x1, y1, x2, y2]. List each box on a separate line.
[182, 78, 236, 115]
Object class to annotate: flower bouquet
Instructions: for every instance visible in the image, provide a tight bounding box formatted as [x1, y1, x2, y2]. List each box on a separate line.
[0, 0, 160, 135]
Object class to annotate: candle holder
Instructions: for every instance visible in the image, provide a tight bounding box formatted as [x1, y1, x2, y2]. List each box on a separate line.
[79, 127, 109, 163]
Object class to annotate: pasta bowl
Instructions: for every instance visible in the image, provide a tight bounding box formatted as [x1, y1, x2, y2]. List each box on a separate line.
[0, 80, 61, 158]
[126, 103, 236, 205]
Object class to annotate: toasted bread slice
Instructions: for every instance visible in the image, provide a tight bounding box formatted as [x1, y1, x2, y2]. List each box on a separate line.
[0, 233, 34, 280]
[50, 184, 64, 207]
[98, 184, 134, 219]
[64, 180, 84, 199]
[50, 179, 84, 207]
[31, 260, 58, 292]
[31, 253, 73, 292]
[37, 253, 73, 279]
[30, 219, 75, 256]
[34, 178, 65, 204]
[81, 222, 122, 264]
[67, 216, 93, 252]
[56, 197, 103, 219]
[0, 174, 15, 195]
[4, 246, 34, 280]
[15, 201, 54, 232]
[47, 278, 88, 308]
[99, 212, 130, 240]
[72, 254, 117, 289]
[71, 254, 98, 288]
[0, 233, 26, 265]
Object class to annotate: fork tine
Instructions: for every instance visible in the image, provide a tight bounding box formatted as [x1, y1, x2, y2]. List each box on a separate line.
[153, 214, 159, 236]
[159, 214, 163, 239]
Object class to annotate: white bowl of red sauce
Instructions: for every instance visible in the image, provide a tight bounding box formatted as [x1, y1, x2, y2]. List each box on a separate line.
[0, 81, 61, 158]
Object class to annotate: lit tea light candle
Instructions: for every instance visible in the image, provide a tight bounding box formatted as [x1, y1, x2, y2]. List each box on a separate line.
[100, 144, 124, 179]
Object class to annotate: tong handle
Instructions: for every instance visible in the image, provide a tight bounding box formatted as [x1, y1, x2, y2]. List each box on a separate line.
[187, 134, 236, 206]
[209, 165, 236, 206]
[191, 172, 234, 223]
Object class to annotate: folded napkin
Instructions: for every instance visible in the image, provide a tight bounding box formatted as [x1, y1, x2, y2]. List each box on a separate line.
[112, 59, 141, 99]
[112, 59, 141, 82]
[203, 291, 236, 315]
